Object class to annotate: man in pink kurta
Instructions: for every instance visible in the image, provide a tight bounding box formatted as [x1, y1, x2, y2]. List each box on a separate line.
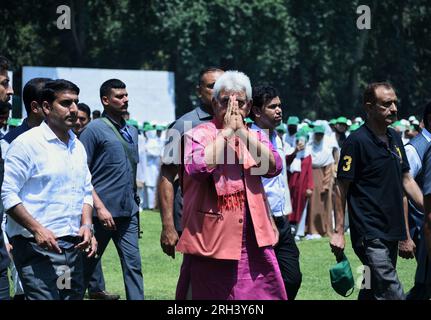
[175, 71, 287, 300]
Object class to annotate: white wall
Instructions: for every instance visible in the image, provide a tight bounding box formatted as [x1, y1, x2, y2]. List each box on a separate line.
[8, 71, 12, 88]
[22, 66, 175, 124]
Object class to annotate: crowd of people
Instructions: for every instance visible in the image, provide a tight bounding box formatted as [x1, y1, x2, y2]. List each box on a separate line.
[1, 55, 431, 300]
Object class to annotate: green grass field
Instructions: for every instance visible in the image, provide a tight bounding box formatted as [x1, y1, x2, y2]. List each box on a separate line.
[98, 210, 417, 300]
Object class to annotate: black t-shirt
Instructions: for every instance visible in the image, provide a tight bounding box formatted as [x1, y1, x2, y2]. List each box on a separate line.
[337, 124, 410, 245]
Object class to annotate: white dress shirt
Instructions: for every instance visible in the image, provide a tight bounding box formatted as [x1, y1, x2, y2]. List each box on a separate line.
[252, 124, 292, 217]
[1, 121, 93, 238]
[404, 128, 431, 178]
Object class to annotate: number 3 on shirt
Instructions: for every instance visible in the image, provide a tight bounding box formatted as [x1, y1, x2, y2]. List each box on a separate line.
[342, 155, 352, 171]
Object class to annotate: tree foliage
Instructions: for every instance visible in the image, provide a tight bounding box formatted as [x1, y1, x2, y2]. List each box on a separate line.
[1, 0, 430, 120]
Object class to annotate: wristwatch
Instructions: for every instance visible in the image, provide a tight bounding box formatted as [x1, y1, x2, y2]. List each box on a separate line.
[81, 223, 94, 236]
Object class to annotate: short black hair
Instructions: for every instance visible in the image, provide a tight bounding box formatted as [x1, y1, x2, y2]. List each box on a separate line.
[23, 78, 51, 114]
[100, 79, 126, 99]
[363, 82, 395, 107]
[249, 85, 279, 121]
[77, 103, 91, 118]
[198, 67, 224, 85]
[0, 101, 11, 114]
[92, 110, 101, 118]
[0, 56, 10, 73]
[41, 79, 80, 104]
[422, 100, 431, 129]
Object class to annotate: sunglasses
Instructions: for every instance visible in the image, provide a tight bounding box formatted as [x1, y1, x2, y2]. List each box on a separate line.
[204, 82, 215, 89]
[218, 97, 247, 108]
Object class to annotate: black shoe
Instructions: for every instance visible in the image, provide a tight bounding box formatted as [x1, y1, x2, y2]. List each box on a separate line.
[88, 290, 120, 300]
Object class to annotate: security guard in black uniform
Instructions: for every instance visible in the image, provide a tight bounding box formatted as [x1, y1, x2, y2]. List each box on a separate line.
[330, 82, 424, 300]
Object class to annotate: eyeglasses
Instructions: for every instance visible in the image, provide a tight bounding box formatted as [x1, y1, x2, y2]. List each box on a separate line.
[218, 97, 247, 108]
[204, 82, 215, 90]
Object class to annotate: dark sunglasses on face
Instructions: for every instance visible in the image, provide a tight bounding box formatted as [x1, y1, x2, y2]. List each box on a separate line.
[219, 97, 246, 108]
[204, 82, 215, 89]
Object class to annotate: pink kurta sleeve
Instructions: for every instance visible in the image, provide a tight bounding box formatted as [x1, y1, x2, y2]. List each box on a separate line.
[183, 124, 217, 181]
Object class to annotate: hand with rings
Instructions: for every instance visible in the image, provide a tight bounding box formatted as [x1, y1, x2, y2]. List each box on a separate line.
[84, 236, 98, 258]
[97, 206, 116, 231]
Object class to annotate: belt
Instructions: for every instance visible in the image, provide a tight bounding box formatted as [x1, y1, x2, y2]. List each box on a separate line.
[273, 215, 287, 223]
[11, 235, 80, 245]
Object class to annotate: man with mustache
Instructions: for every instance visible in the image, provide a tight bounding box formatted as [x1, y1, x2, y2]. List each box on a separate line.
[80, 79, 144, 300]
[0, 55, 13, 300]
[0, 56, 13, 138]
[330, 82, 423, 300]
[159, 67, 224, 259]
[1, 79, 95, 299]
[0, 56, 13, 106]
[70, 101, 118, 300]
[1, 77, 50, 300]
[73, 103, 91, 136]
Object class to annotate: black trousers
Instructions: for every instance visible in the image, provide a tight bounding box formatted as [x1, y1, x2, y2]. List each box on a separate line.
[273, 216, 302, 300]
[0, 267, 9, 301]
[87, 259, 106, 293]
[406, 227, 431, 300]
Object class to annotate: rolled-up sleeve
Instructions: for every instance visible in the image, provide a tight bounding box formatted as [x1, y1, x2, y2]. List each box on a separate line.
[1, 143, 32, 211]
[405, 144, 420, 178]
[83, 165, 94, 207]
[258, 131, 282, 178]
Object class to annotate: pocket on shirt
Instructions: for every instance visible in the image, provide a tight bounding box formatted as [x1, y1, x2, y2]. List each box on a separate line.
[197, 209, 223, 219]
[104, 140, 125, 164]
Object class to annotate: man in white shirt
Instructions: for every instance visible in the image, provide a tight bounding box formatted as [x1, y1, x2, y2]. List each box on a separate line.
[0, 55, 14, 300]
[1, 77, 50, 300]
[1, 79, 95, 300]
[250, 85, 302, 300]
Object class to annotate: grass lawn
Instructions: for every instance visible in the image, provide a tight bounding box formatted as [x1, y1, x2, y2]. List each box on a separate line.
[99, 210, 417, 300]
